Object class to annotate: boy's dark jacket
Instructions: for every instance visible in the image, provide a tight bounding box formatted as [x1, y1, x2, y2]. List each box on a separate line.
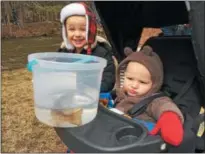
[57, 36, 116, 92]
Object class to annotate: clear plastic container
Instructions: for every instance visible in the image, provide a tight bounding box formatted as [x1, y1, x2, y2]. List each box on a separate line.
[28, 52, 107, 127]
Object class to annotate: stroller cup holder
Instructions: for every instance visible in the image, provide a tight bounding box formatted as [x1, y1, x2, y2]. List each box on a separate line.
[115, 126, 142, 145]
[55, 104, 166, 153]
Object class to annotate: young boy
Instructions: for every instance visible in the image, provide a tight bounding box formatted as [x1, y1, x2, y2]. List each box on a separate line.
[58, 2, 115, 93]
[114, 46, 184, 146]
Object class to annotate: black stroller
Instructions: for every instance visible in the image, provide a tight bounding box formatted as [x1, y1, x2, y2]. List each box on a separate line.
[55, 1, 204, 153]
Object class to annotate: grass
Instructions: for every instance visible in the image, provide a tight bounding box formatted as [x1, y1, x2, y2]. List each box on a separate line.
[1, 36, 68, 153]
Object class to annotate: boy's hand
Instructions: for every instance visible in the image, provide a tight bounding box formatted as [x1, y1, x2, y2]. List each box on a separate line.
[149, 111, 184, 146]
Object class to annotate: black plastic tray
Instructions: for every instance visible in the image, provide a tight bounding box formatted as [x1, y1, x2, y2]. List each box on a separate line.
[54, 104, 165, 153]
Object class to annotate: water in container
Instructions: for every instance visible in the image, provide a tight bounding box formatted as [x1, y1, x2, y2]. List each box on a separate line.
[28, 52, 107, 127]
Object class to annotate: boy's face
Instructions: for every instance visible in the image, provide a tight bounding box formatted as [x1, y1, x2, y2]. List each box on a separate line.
[65, 16, 87, 51]
[123, 62, 152, 97]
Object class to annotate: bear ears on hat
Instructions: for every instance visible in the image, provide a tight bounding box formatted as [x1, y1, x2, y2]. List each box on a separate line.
[123, 45, 153, 57]
[141, 46, 154, 56]
[124, 47, 134, 57]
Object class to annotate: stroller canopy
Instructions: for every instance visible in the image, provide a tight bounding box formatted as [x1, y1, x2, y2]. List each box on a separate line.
[94, 1, 204, 78]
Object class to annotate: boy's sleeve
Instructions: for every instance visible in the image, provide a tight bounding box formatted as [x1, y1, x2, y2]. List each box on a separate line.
[57, 42, 66, 52]
[100, 51, 116, 92]
[57, 48, 64, 52]
[146, 96, 184, 123]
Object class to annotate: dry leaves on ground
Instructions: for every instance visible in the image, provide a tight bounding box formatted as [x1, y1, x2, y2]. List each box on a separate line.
[2, 68, 67, 153]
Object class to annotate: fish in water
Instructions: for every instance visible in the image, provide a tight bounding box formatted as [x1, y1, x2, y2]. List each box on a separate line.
[51, 108, 83, 126]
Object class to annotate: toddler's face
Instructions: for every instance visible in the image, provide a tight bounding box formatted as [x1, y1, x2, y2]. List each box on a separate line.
[65, 16, 87, 52]
[123, 62, 152, 97]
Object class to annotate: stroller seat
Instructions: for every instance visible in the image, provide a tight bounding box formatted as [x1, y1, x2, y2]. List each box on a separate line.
[143, 35, 204, 152]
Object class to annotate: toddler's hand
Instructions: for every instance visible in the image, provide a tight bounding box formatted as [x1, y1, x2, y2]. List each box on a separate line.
[149, 111, 184, 146]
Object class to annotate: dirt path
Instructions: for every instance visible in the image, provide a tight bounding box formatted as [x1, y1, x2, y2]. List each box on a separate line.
[2, 22, 61, 39]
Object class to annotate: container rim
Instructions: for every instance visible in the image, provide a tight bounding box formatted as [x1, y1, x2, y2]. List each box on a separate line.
[28, 52, 107, 71]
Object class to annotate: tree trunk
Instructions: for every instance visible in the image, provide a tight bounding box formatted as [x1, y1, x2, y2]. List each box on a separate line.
[46, 11, 49, 21]
[38, 11, 41, 22]
[5, 2, 12, 35]
[18, 3, 24, 28]
[1, 2, 6, 24]
[32, 12, 34, 22]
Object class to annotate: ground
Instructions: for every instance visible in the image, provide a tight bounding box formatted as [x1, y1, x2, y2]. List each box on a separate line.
[1, 37, 67, 153]
[1, 22, 61, 39]
[2, 69, 68, 152]
[1, 22, 161, 153]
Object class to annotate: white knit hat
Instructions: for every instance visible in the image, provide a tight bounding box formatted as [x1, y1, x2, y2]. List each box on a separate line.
[60, 2, 97, 54]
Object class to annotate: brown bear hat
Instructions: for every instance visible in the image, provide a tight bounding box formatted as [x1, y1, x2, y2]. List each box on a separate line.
[116, 45, 164, 97]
